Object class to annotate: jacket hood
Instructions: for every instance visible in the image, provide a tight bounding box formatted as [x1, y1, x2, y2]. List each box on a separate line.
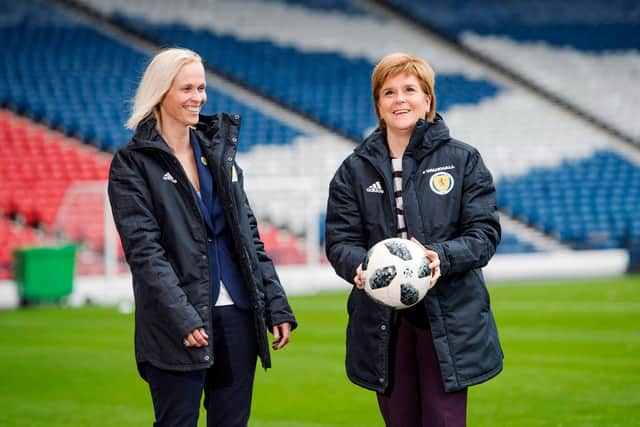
[356, 113, 451, 161]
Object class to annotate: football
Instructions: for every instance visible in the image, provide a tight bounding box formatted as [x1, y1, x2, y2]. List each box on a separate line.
[361, 238, 431, 309]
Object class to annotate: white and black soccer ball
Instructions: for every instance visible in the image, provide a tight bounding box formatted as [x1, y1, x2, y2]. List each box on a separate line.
[361, 238, 431, 309]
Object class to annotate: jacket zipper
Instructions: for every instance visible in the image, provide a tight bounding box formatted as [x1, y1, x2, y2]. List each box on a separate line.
[363, 156, 398, 235]
[220, 148, 259, 309]
[359, 153, 397, 388]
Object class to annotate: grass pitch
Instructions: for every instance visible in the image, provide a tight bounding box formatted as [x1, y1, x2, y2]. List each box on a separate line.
[0, 275, 638, 426]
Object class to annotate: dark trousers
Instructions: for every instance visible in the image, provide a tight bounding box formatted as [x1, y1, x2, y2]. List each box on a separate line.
[140, 305, 258, 427]
[377, 308, 468, 427]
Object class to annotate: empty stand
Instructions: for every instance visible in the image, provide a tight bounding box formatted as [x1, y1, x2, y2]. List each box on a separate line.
[498, 150, 640, 250]
[378, 0, 640, 142]
[495, 232, 538, 254]
[0, 0, 303, 153]
[4, 0, 639, 273]
[95, 12, 501, 141]
[258, 223, 307, 264]
[274, 0, 370, 15]
[0, 111, 110, 228]
[380, 0, 640, 51]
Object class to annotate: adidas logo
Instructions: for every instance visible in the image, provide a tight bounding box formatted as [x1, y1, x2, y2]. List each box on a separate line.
[162, 172, 177, 184]
[366, 181, 384, 194]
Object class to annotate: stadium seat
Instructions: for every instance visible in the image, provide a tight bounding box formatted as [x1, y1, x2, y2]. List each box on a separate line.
[0, 0, 303, 153]
[377, 0, 640, 141]
[497, 150, 640, 250]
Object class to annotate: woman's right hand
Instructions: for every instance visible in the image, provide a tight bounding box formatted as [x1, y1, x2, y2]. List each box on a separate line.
[183, 327, 208, 347]
[353, 264, 364, 289]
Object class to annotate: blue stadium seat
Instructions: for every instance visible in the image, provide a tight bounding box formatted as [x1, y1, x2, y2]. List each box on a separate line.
[272, 0, 370, 15]
[0, 0, 302, 152]
[496, 232, 538, 254]
[497, 150, 640, 250]
[378, 0, 640, 52]
[102, 13, 502, 142]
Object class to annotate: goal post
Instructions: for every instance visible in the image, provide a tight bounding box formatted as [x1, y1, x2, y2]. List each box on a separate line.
[54, 180, 124, 280]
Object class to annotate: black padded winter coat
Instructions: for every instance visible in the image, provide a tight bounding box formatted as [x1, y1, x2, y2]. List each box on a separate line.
[325, 115, 502, 393]
[108, 113, 296, 372]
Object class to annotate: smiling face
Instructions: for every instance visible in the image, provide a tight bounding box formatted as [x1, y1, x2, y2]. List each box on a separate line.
[377, 72, 431, 135]
[159, 60, 207, 130]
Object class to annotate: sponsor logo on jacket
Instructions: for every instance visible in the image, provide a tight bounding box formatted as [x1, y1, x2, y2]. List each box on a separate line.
[162, 172, 177, 184]
[429, 172, 454, 195]
[366, 181, 384, 194]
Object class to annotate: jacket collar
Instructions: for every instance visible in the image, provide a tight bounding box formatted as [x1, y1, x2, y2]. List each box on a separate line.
[355, 113, 450, 162]
[129, 113, 242, 151]
[193, 113, 241, 149]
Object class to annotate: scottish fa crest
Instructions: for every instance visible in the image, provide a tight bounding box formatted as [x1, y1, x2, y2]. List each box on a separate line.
[429, 172, 454, 195]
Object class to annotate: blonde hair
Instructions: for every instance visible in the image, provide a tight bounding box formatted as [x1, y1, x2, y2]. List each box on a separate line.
[371, 52, 437, 128]
[126, 48, 203, 130]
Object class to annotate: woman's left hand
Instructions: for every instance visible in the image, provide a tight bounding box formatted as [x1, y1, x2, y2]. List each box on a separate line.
[271, 322, 292, 350]
[410, 237, 441, 289]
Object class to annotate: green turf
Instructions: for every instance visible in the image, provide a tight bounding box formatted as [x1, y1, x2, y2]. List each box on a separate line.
[0, 275, 638, 426]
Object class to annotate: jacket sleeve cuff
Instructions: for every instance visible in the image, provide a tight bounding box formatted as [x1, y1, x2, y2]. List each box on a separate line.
[426, 243, 450, 277]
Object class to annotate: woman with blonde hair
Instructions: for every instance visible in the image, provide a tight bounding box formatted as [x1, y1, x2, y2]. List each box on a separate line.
[325, 52, 503, 426]
[109, 47, 296, 427]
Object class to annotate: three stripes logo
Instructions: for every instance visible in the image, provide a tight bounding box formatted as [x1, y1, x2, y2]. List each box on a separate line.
[162, 172, 177, 184]
[366, 181, 384, 194]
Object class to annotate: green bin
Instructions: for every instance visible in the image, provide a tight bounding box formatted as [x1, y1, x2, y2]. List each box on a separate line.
[13, 244, 77, 305]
